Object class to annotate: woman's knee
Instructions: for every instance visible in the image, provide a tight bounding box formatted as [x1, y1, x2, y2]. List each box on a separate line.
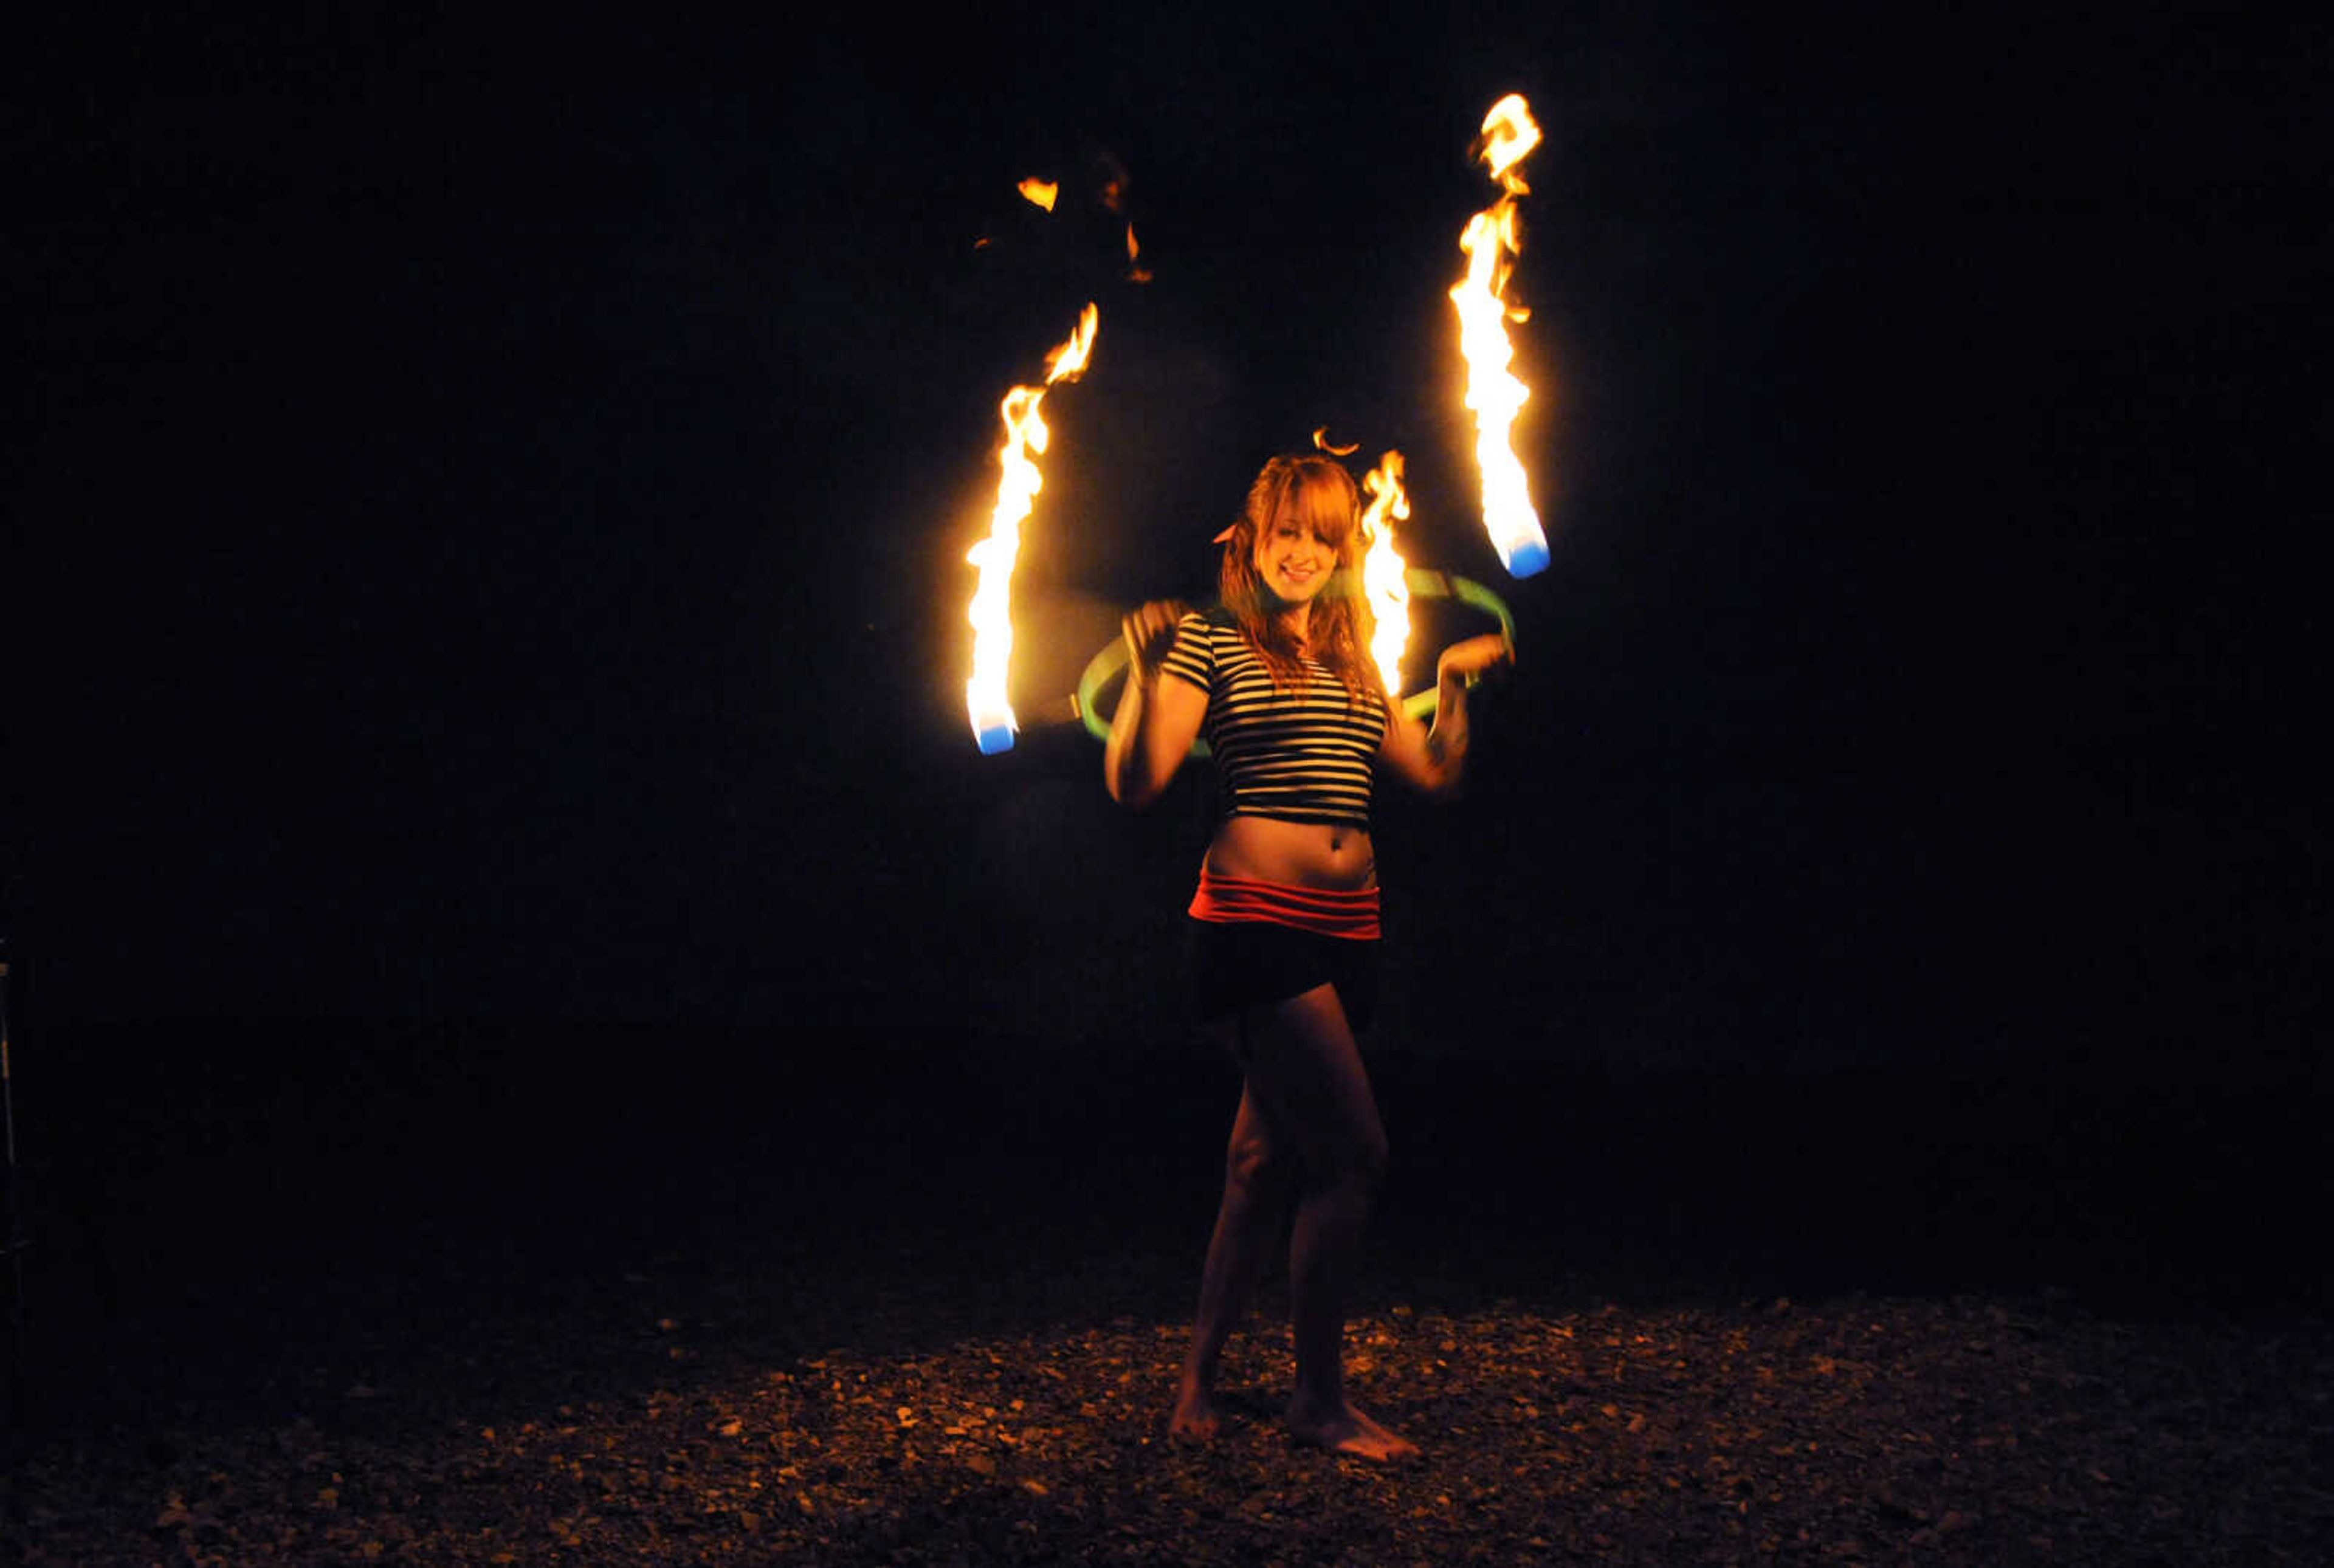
[1224, 1127, 1281, 1198]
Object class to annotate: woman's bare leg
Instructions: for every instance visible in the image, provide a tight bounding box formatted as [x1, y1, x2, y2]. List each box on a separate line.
[1169, 1076, 1290, 1440]
[1239, 985, 1417, 1463]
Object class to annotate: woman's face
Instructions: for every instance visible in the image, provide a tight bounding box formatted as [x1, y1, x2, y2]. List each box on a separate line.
[1253, 501, 1339, 607]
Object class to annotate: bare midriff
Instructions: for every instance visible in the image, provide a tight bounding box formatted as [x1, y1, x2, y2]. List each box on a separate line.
[1203, 814, 1377, 892]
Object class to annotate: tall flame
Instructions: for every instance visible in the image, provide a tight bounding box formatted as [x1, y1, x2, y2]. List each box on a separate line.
[964, 303, 1100, 753]
[1358, 450, 1414, 698]
[1450, 93, 1550, 578]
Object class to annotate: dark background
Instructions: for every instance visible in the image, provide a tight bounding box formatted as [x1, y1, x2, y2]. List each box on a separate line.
[4, 4, 2324, 1253]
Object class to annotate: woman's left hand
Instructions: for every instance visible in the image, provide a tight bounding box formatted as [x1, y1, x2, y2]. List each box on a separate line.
[1437, 632, 1515, 683]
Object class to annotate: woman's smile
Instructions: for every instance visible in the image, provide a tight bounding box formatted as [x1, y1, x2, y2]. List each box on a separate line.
[1258, 524, 1334, 602]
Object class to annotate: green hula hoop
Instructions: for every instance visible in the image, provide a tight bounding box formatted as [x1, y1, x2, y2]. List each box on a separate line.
[1072, 569, 1515, 754]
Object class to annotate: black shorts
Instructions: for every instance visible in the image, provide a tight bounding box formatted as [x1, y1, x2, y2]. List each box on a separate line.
[1183, 916, 1380, 1034]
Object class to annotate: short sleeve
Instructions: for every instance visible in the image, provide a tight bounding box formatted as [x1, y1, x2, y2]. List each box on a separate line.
[1158, 610, 1214, 692]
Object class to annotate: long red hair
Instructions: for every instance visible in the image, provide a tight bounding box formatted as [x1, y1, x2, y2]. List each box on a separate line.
[1217, 453, 1383, 706]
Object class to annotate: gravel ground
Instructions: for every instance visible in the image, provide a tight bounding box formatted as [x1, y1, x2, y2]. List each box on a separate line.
[9, 1276, 2331, 1564]
[4, 1023, 2329, 1564]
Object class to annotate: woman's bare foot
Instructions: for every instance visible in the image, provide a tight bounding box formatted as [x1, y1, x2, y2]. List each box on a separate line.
[1285, 1397, 1418, 1462]
[1168, 1380, 1223, 1442]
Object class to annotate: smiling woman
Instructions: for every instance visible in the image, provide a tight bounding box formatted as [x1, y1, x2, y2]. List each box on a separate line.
[1101, 450, 1513, 1463]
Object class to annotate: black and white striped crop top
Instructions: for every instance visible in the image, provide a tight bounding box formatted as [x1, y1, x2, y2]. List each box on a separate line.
[1158, 607, 1387, 829]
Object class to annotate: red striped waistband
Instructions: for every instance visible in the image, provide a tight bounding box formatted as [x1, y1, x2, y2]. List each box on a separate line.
[1187, 868, 1381, 941]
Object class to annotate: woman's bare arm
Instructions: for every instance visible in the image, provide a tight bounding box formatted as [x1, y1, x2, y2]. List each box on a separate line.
[1378, 632, 1511, 796]
[1106, 602, 1208, 808]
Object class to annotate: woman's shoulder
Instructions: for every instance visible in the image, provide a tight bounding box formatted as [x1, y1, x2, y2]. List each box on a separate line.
[1172, 603, 1241, 650]
[1162, 605, 1234, 683]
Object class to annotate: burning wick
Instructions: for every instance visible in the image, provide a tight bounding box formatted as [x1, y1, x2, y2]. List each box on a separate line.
[1358, 450, 1413, 698]
[1450, 92, 1551, 579]
[964, 303, 1100, 754]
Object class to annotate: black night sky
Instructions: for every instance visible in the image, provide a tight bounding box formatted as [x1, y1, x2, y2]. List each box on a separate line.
[13, 9, 2319, 1078]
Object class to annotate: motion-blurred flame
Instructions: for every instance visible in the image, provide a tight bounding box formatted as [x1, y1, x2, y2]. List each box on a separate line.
[1312, 427, 1361, 456]
[965, 304, 1100, 753]
[1478, 93, 1542, 186]
[1358, 450, 1413, 698]
[1450, 94, 1551, 578]
[1017, 177, 1059, 211]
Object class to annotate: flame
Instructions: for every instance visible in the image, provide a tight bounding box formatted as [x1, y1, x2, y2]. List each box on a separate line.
[1124, 222, 1151, 283]
[1358, 450, 1413, 698]
[1478, 93, 1543, 188]
[964, 304, 1100, 753]
[1017, 177, 1059, 211]
[1450, 94, 1551, 578]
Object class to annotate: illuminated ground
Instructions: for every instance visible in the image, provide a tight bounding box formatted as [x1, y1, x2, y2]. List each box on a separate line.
[4, 1023, 2329, 1563]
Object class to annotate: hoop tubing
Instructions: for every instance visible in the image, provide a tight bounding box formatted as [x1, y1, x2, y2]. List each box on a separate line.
[1074, 569, 1515, 751]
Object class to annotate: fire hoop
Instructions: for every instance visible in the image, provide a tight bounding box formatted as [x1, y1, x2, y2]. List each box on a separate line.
[1070, 569, 1515, 753]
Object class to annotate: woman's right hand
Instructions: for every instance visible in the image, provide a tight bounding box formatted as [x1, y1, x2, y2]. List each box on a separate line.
[1106, 599, 1206, 809]
[1121, 600, 1191, 687]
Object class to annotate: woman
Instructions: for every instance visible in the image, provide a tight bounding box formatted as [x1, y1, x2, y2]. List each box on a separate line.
[1105, 452, 1511, 1462]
